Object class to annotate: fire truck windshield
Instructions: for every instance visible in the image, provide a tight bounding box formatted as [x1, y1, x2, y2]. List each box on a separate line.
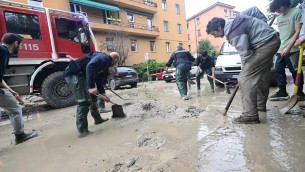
[55, 18, 89, 44]
[4, 11, 42, 40]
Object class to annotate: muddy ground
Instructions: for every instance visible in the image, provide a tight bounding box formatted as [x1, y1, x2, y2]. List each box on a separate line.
[1, 77, 305, 172]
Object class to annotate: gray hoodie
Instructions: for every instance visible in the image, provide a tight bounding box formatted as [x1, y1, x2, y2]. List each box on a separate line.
[224, 7, 277, 64]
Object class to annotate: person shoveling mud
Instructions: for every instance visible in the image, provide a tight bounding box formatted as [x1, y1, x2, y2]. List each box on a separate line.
[195, 51, 215, 92]
[206, 6, 280, 124]
[64, 51, 120, 138]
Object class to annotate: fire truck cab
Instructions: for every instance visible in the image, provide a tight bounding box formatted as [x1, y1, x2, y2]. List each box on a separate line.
[0, 0, 97, 108]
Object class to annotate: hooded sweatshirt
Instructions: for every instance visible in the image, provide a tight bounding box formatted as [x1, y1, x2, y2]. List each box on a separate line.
[224, 7, 277, 64]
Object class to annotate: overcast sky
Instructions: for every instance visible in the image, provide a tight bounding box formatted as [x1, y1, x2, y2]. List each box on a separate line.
[185, 0, 270, 18]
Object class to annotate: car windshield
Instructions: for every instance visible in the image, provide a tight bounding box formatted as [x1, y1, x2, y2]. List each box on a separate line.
[221, 42, 238, 54]
[117, 67, 135, 72]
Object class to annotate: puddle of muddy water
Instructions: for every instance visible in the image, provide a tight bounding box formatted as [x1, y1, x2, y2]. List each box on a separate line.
[198, 126, 250, 172]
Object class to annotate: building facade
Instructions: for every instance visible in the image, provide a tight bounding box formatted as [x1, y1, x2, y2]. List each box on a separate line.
[187, 2, 237, 55]
[9, 0, 188, 65]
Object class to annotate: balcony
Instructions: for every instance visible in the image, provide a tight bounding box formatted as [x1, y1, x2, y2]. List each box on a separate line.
[96, 0, 158, 14]
[88, 15, 159, 38]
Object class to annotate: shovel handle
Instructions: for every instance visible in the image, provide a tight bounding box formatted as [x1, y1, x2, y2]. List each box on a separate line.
[223, 85, 239, 115]
[97, 94, 114, 103]
[109, 89, 125, 100]
[109, 101, 117, 105]
[206, 74, 225, 85]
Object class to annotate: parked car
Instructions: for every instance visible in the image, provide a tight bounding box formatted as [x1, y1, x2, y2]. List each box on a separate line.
[108, 66, 139, 90]
[151, 67, 165, 81]
[163, 66, 196, 82]
[215, 41, 277, 86]
[163, 68, 176, 82]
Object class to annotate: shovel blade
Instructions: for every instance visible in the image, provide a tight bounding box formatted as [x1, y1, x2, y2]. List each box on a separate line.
[279, 95, 298, 114]
[111, 104, 126, 118]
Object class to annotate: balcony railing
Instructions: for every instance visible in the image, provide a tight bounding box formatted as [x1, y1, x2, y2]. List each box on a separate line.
[130, 0, 158, 8]
[88, 15, 159, 32]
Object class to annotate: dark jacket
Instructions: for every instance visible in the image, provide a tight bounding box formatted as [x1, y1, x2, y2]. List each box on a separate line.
[64, 52, 113, 93]
[0, 45, 10, 84]
[166, 49, 195, 68]
[196, 55, 215, 69]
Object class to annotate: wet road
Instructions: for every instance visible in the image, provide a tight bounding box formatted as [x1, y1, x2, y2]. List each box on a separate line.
[0, 78, 305, 171]
[143, 79, 305, 171]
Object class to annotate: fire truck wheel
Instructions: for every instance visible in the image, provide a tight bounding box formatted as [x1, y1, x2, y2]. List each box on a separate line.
[41, 71, 75, 108]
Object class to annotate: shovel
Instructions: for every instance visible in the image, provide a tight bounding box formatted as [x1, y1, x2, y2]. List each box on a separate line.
[109, 101, 126, 118]
[279, 43, 305, 114]
[97, 94, 126, 118]
[206, 74, 231, 94]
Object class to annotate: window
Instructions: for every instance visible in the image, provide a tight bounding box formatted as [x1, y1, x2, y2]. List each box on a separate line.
[188, 45, 191, 51]
[197, 29, 201, 36]
[28, 0, 42, 7]
[164, 21, 169, 32]
[147, 18, 153, 30]
[187, 23, 189, 29]
[177, 24, 182, 34]
[166, 42, 170, 52]
[127, 13, 134, 28]
[70, 3, 81, 13]
[229, 11, 232, 17]
[196, 17, 200, 25]
[233, 11, 238, 16]
[188, 34, 190, 40]
[5, 12, 41, 39]
[102, 9, 111, 24]
[162, 0, 167, 10]
[224, 9, 228, 17]
[175, 4, 180, 14]
[150, 41, 156, 52]
[55, 18, 88, 44]
[145, 0, 152, 4]
[131, 39, 137, 52]
[106, 38, 114, 51]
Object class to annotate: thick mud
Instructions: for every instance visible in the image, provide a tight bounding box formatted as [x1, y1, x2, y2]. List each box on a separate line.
[1, 77, 305, 171]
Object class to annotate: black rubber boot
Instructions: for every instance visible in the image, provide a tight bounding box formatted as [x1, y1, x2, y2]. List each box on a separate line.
[15, 131, 38, 145]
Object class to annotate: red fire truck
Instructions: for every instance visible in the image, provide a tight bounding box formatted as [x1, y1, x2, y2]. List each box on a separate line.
[0, 0, 97, 108]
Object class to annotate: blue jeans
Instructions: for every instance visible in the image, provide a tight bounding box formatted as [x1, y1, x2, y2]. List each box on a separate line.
[0, 88, 24, 134]
[97, 98, 105, 109]
[275, 51, 303, 93]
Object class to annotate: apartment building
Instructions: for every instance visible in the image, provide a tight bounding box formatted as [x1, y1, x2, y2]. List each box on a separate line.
[10, 0, 188, 65]
[187, 2, 237, 55]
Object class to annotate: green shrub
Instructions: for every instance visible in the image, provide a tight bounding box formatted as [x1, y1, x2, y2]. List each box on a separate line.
[133, 59, 166, 82]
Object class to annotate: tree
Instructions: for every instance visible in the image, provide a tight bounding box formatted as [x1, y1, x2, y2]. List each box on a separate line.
[197, 39, 216, 55]
[99, 31, 130, 65]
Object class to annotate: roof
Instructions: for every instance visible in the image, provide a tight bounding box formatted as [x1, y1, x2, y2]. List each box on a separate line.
[187, 1, 235, 21]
